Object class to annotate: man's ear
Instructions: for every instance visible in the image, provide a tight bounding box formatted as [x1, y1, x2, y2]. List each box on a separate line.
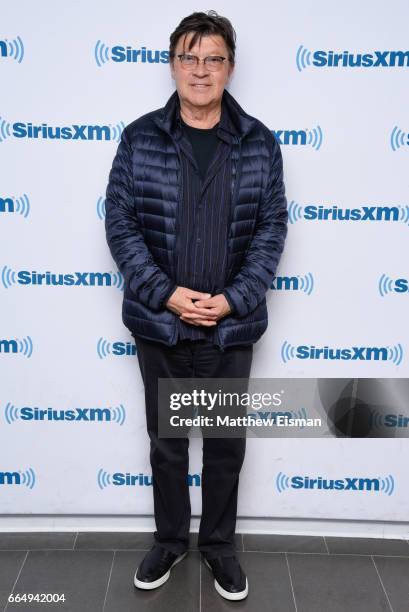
[227, 64, 235, 86]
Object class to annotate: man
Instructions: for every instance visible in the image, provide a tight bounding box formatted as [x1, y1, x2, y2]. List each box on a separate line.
[105, 10, 287, 601]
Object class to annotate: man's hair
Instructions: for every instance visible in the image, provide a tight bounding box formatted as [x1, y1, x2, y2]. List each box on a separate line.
[169, 10, 236, 64]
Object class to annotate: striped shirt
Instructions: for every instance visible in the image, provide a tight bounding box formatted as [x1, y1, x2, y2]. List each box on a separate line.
[169, 99, 237, 343]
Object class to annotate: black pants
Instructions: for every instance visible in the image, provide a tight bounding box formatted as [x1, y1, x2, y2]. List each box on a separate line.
[133, 335, 253, 559]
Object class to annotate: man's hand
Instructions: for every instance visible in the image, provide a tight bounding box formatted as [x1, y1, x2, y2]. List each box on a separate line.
[181, 293, 231, 326]
[166, 287, 231, 327]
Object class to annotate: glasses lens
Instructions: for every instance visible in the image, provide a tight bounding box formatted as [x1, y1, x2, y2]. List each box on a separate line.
[179, 54, 225, 71]
[180, 54, 196, 68]
[205, 57, 224, 71]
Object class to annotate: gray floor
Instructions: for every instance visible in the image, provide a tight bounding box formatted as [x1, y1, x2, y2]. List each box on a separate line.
[0, 532, 408, 611]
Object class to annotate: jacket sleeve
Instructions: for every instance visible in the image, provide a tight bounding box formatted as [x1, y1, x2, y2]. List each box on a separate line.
[222, 134, 288, 318]
[105, 127, 176, 311]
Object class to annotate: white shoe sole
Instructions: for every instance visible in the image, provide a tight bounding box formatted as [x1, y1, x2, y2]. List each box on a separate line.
[203, 557, 249, 601]
[134, 550, 188, 590]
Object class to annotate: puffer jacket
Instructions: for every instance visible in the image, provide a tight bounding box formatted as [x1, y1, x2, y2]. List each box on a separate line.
[105, 88, 288, 351]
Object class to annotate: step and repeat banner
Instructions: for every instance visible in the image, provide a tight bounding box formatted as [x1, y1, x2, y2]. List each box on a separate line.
[1, 0, 409, 524]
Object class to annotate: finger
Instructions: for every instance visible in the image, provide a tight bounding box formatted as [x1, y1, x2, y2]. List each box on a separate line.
[197, 320, 218, 326]
[182, 306, 218, 318]
[180, 314, 213, 322]
[181, 311, 218, 320]
[193, 298, 216, 306]
[186, 291, 212, 299]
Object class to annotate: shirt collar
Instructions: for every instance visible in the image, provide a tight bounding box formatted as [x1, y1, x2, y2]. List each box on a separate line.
[174, 92, 238, 144]
[154, 88, 256, 142]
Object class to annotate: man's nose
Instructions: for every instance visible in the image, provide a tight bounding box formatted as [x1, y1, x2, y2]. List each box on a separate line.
[192, 61, 210, 77]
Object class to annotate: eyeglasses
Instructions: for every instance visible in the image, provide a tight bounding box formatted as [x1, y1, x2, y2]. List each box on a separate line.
[176, 53, 231, 72]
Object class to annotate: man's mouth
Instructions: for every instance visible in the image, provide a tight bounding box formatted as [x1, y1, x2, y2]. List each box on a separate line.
[191, 84, 210, 88]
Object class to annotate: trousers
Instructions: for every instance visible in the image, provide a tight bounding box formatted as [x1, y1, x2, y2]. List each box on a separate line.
[133, 334, 253, 559]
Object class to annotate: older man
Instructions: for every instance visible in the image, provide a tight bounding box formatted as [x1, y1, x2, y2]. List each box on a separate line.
[105, 10, 287, 601]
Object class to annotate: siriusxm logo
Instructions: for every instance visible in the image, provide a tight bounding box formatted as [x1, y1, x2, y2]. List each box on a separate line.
[371, 411, 409, 429]
[0, 336, 33, 358]
[97, 469, 201, 489]
[271, 126, 322, 149]
[276, 472, 395, 495]
[0, 194, 30, 217]
[96, 196, 106, 220]
[0, 37, 24, 63]
[296, 46, 409, 71]
[4, 403, 126, 425]
[288, 201, 409, 225]
[281, 341, 403, 365]
[379, 274, 409, 296]
[1, 266, 124, 289]
[97, 337, 136, 358]
[0, 118, 125, 143]
[94, 40, 169, 67]
[390, 126, 409, 151]
[0, 468, 35, 488]
[271, 273, 314, 295]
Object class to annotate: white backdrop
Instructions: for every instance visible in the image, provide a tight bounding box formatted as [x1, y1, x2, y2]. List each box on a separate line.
[1, 0, 408, 527]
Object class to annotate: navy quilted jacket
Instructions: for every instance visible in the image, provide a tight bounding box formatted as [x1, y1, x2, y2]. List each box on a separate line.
[105, 88, 288, 351]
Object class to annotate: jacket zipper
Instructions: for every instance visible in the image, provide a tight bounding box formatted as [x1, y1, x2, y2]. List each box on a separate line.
[217, 135, 243, 351]
[226, 135, 243, 282]
[164, 131, 183, 345]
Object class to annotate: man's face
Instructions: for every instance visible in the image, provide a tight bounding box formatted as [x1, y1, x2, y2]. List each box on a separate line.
[170, 32, 234, 110]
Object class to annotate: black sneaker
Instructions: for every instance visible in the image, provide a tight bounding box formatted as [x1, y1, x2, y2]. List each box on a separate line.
[134, 544, 188, 590]
[202, 553, 248, 600]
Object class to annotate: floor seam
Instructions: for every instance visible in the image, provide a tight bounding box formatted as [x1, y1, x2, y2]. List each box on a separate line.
[234, 550, 409, 557]
[371, 555, 394, 612]
[3, 550, 29, 612]
[199, 553, 202, 612]
[1, 547, 408, 557]
[285, 552, 298, 612]
[102, 550, 116, 612]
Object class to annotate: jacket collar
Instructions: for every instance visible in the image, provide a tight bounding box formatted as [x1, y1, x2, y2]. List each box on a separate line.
[152, 88, 256, 143]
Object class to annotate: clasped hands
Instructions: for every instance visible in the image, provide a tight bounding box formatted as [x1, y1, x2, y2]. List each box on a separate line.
[165, 286, 231, 327]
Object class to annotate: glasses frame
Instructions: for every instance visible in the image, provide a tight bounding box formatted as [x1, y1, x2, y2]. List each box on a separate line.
[176, 53, 232, 71]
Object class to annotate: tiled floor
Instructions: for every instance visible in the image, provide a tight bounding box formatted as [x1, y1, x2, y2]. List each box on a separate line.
[0, 531, 408, 611]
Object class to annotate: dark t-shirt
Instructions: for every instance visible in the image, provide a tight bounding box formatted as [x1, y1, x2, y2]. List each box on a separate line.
[180, 117, 220, 180]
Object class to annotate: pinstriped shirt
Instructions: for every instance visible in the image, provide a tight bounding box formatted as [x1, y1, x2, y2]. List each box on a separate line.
[170, 100, 236, 343]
